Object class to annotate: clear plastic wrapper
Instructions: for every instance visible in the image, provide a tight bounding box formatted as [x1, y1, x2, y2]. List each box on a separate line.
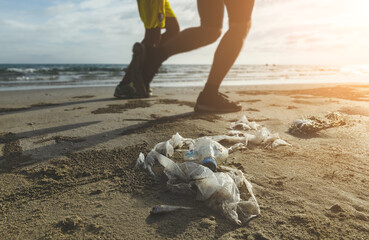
[183, 137, 229, 163]
[230, 115, 260, 131]
[271, 138, 291, 148]
[154, 141, 174, 157]
[134, 114, 294, 224]
[169, 133, 187, 149]
[157, 154, 260, 225]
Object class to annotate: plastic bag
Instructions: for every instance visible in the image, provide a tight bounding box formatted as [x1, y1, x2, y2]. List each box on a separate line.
[184, 137, 229, 163]
[228, 143, 246, 153]
[247, 128, 290, 148]
[248, 127, 270, 145]
[157, 153, 260, 225]
[169, 133, 185, 149]
[135, 151, 156, 176]
[154, 141, 174, 157]
[228, 130, 245, 136]
[271, 138, 291, 148]
[230, 115, 260, 131]
[210, 135, 246, 143]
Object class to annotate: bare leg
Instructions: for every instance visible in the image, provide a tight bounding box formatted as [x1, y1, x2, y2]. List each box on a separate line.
[142, 28, 161, 47]
[159, 0, 224, 60]
[203, 0, 255, 92]
[142, 0, 225, 85]
[160, 17, 180, 45]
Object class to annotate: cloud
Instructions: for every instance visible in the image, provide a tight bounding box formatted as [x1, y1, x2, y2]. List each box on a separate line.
[0, 0, 368, 64]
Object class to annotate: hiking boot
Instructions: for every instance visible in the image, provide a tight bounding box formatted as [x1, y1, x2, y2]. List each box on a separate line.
[114, 82, 136, 98]
[130, 42, 149, 98]
[194, 91, 242, 113]
[120, 62, 133, 85]
[114, 81, 153, 99]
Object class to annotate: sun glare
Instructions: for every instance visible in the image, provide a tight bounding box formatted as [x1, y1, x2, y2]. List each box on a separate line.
[354, 0, 369, 22]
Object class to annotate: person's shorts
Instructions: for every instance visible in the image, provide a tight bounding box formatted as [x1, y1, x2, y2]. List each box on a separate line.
[137, 0, 176, 29]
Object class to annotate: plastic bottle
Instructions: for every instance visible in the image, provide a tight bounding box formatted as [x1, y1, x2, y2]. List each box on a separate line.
[201, 157, 217, 171]
[184, 150, 199, 161]
[184, 137, 228, 162]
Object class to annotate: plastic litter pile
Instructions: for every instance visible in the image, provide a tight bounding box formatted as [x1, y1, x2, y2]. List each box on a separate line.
[135, 115, 291, 225]
[215, 115, 291, 149]
[289, 112, 346, 135]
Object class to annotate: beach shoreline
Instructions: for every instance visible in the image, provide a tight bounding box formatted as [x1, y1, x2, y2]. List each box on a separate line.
[2, 63, 369, 92]
[1, 84, 368, 239]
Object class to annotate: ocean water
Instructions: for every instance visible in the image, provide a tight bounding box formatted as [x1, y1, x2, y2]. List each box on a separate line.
[0, 64, 368, 91]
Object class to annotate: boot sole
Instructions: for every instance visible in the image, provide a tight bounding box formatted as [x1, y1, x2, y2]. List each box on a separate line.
[194, 104, 242, 113]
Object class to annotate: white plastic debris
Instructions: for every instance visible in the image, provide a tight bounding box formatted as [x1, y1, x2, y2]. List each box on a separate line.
[154, 141, 174, 157]
[292, 119, 314, 130]
[169, 133, 185, 149]
[248, 122, 260, 131]
[209, 135, 246, 143]
[271, 139, 291, 148]
[289, 112, 346, 135]
[230, 115, 260, 131]
[227, 116, 290, 148]
[228, 130, 245, 136]
[135, 152, 145, 168]
[230, 122, 252, 131]
[134, 114, 293, 224]
[157, 153, 260, 225]
[184, 137, 229, 163]
[135, 151, 156, 176]
[248, 127, 270, 145]
[228, 143, 246, 153]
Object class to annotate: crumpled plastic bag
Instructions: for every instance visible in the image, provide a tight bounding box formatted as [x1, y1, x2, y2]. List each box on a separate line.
[157, 153, 260, 225]
[212, 128, 290, 149]
[289, 112, 346, 135]
[210, 135, 246, 143]
[248, 128, 290, 148]
[169, 133, 188, 149]
[184, 137, 229, 163]
[133, 114, 294, 225]
[271, 138, 290, 148]
[228, 143, 247, 153]
[135, 150, 158, 176]
[154, 141, 174, 157]
[135, 133, 192, 177]
[227, 116, 290, 148]
[230, 115, 260, 131]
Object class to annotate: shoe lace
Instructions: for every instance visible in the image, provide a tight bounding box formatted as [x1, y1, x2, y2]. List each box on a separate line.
[218, 92, 229, 99]
[215, 92, 234, 104]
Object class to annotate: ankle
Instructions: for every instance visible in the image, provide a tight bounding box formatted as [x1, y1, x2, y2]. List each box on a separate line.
[203, 83, 219, 94]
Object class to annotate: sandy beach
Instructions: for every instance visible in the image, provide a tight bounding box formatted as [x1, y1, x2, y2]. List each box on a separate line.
[0, 84, 368, 239]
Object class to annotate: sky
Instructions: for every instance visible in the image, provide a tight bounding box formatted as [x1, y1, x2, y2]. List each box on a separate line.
[0, 0, 368, 65]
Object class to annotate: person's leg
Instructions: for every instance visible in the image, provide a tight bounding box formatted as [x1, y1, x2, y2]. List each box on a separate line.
[142, 0, 225, 86]
[194, 0, 255, 112]
[203, 0, 255, 93]
[119, 27, 161, 87]
[160, 1, 180, 45]
[160, 17, 180, 45]
[142, 28, 161, 47]
[159, 0, 224, 61]
[116, 0, 163, 89]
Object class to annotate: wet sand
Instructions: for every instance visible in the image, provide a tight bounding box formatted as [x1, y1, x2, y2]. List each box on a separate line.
[0, 84, 368, 239]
